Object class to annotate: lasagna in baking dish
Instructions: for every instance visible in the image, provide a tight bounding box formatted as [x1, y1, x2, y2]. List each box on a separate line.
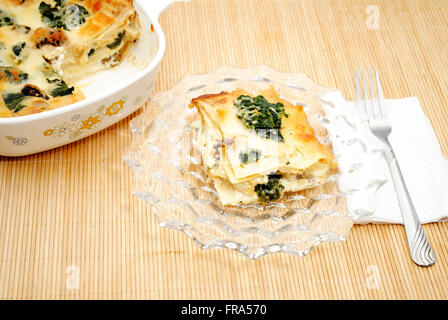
[190, 87, 338, 205]
[0, 0, 140, 117]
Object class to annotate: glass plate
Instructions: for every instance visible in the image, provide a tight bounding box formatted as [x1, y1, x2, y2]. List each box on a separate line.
[124, 66, 354, 258]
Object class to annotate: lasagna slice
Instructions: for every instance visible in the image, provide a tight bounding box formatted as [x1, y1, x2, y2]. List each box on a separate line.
[190, 87, 338, 205]
[0, 0, 140, 117]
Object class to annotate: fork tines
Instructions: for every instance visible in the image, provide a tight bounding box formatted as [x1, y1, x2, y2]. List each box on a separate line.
[355, 67, 386, 121]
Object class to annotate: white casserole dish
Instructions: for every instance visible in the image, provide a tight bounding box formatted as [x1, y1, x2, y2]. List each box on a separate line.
[0, 0, 176, 156]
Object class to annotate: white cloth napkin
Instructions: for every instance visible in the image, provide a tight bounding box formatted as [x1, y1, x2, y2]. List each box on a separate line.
[320, 91, 448, 224]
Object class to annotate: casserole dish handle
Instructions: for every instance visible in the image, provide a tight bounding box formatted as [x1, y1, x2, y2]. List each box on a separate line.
[137, 0, 186, 21]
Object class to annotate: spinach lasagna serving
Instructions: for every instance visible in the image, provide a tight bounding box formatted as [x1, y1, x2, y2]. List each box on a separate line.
[0, 0, 140, 117]
[190, 87, 338, 205]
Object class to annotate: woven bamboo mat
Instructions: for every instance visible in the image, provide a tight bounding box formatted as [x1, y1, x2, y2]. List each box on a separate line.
[1, 0, 448, 299]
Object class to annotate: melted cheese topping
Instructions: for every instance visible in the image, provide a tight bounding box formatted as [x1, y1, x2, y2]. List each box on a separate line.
[0, 0, 140, 117]
[190, 87, 338, 205]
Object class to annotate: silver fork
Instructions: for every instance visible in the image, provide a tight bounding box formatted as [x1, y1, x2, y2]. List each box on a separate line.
[355, 68, 436, 267]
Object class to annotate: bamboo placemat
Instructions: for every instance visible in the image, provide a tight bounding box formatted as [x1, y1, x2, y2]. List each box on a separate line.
[1, 0, 448, 299]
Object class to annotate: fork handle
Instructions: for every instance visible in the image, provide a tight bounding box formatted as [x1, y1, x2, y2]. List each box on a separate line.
[384, 143, 436, 266]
